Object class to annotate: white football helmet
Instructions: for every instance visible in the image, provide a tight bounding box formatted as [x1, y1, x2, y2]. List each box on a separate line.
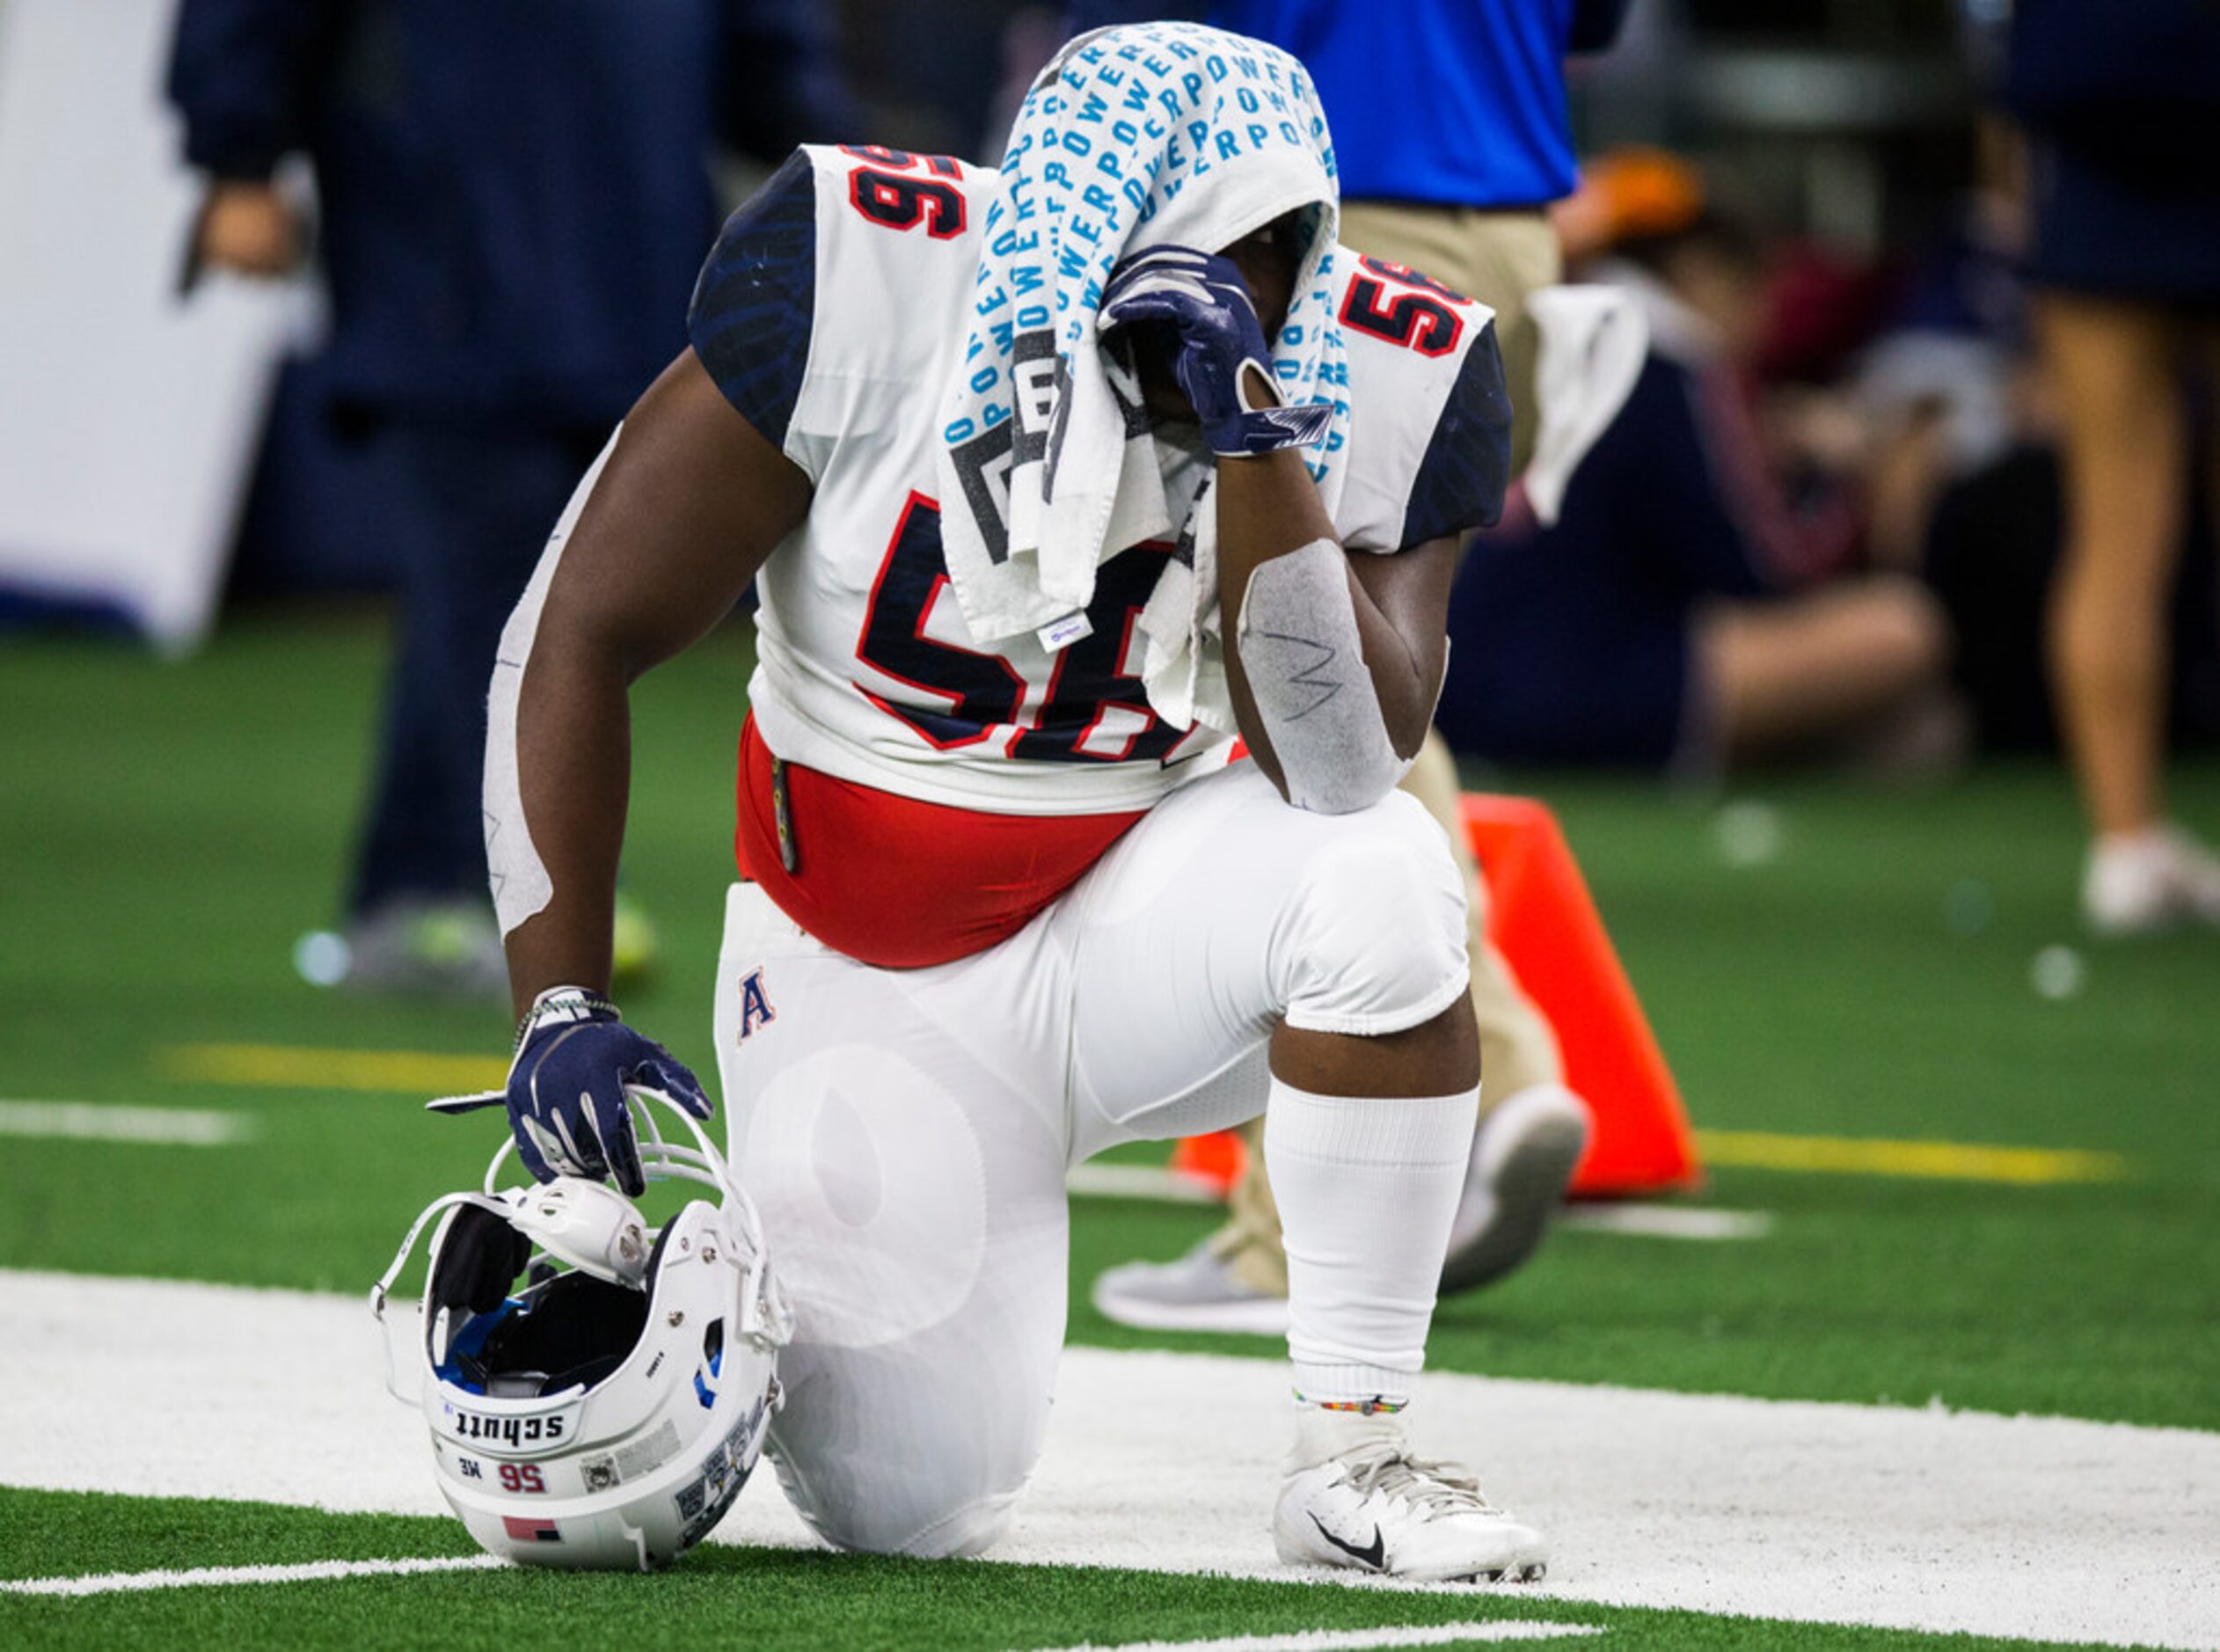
[373, 1093, 792, 1571]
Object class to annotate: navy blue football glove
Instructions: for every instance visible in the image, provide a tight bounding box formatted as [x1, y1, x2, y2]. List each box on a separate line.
[427, 985, 712, 1197]
[1099, 244, 1333, 458]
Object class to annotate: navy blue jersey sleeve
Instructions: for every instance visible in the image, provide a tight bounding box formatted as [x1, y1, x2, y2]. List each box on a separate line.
[687, 150, 820, 452]
[1398, 319, 1515, 547]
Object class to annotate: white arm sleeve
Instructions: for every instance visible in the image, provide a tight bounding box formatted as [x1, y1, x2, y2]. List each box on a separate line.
[1234, 537, 1413, 815]
[485, 426, 623, 938]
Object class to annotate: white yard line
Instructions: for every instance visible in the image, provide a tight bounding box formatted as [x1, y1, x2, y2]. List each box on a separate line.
[1066, 1163, 1223, 1204]
[1068, 1165, 1767, 1241]
[0, 1101, 253, 1146]
[0, 1555, 502, 1597]
[1556, 1204, 1771, 1240]
[1, 1270, 2214, 1648]
[1029, 1626, 1601, 1652]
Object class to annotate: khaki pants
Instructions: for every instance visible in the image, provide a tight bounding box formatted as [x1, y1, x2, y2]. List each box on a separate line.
[1216, 203, 1567, 1295]
[1338, 201, 1561, 477]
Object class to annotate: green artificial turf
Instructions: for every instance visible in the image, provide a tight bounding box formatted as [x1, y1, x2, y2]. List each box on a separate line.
[0, 1488, 2125, 1651]
[3, 611, 2217, 1429]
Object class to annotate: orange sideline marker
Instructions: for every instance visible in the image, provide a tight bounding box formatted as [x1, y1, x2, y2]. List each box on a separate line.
[1460, 793, 1699, 1195]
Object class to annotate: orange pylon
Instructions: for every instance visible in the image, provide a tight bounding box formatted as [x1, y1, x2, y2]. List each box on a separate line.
[1461, 793, 1699, 1195]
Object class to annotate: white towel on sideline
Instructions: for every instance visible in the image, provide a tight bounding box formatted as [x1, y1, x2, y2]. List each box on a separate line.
[1521, 282, 1648, 527]
[935, 20, 1353, 704]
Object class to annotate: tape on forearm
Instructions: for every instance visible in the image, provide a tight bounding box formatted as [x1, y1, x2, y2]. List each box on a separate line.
[485, 427, 623, 938]
[1234, 537, 1409, 815]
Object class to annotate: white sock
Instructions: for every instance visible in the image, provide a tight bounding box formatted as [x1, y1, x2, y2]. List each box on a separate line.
[1263, 1077, 1478, 1408]
[1287, 1401, 1408, 1472]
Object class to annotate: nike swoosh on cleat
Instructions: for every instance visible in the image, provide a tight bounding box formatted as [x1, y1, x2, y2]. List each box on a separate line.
[1309, 1512, 1384, 1569]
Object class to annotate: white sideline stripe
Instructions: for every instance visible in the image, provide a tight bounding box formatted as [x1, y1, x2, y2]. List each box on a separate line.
[1067, 1163, 1221, 1204]
[1, 1554, 503, 1597]
[0, 1101, 253, 1146]
[1068, 1165, 1766, 1241]
[1027, 1624, 1602, 1651]
[1557, 1204, 1771, 1241]
[2, 1270, 2216, 1650]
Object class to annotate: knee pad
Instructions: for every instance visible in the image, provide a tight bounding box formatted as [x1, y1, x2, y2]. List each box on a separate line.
[1274, 792, 1470, 1037]
[893, 1495, 1017, 1560]
[771, 1431, 1019, 1559]
[787, 1491, 1013, 1559]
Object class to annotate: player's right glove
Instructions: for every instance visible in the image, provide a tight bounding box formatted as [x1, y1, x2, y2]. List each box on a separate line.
[428, 985, 713, 1198]
[1099, 244, 1333, 459]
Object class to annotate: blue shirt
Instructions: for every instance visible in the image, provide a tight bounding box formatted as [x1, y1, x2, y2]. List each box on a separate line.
[1070, 1, 1623, 208]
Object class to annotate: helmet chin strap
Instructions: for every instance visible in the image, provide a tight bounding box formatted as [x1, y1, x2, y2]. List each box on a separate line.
[507, 1179, 651, 1289]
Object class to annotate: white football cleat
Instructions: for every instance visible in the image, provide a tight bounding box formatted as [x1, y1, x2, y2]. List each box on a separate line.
[2083, 824, 2220, 936]
[1273, 1409, 1546, 1583]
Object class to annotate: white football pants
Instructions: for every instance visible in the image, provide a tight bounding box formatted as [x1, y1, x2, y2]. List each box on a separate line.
[712, 762, 1468, 1558]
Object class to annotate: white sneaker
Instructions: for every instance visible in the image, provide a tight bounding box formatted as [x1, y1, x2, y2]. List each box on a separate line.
[2083, 825, 2220, 936]
[1094, 1086, 1590, 1334]
[1273, 1408, 1546, 1583]
[1091, 1235, 1291, 1335]
[1439, 1085, 1590, 1296]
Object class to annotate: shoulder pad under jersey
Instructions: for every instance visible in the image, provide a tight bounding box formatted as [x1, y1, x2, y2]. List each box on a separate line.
[689, 145, 994, 476]
[1328, 250, 1514, 552]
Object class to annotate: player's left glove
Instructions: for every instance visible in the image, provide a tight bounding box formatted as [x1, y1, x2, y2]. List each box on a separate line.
[1099, 244, 1333, 459]
[427, 985, 712, 1198]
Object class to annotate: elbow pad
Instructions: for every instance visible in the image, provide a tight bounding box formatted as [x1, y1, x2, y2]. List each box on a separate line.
[485, 428, 622, 937]
[1235, 538, 1410, 815]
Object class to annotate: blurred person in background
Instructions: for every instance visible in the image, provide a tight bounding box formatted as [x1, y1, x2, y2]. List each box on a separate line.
[168, 0, 856, 995]
[1435, 150, 1958, 778]
[2000, 0, 2220, 934]
[1876, 117, 2220, 768]
[1075, 0, 1630, 1338]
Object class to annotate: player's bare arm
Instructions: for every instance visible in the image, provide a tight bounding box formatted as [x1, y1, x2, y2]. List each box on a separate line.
[500, 348, 811, 1019]
[436, 349, 813, 1194]
[1216, 450, 1459, 793]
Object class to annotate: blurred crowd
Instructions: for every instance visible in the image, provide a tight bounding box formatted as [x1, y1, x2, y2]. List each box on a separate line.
[151, 0, 2220, 970]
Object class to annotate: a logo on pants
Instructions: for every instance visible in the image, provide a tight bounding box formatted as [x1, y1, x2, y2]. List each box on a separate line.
[737, 969, 777, 1042]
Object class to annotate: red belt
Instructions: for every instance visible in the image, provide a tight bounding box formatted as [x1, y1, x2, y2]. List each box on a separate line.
[734, 713, 1146, 969]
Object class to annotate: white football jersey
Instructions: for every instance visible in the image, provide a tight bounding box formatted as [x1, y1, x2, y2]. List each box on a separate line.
[688, 144, 1511, 816]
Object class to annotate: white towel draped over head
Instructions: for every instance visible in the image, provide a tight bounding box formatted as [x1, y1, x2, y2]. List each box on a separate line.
[935, 20, 1352, 695]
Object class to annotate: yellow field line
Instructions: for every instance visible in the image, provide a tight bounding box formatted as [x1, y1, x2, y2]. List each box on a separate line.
[156, 1043, 505, 1095]
[1695, 1129, 2128, 1185]
[157, 1045, 2130, 1184]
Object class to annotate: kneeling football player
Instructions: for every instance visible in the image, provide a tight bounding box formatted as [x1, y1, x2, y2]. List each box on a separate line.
[457, 21, 1546, 1582]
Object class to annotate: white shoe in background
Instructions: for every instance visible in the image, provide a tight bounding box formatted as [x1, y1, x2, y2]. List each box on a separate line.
[1090, 1235, 1291, 1336]
[1093, 1084, 1590, 1333]
[2083, 825, 2220, 936]
[1439, 1084, 1590, 1296]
